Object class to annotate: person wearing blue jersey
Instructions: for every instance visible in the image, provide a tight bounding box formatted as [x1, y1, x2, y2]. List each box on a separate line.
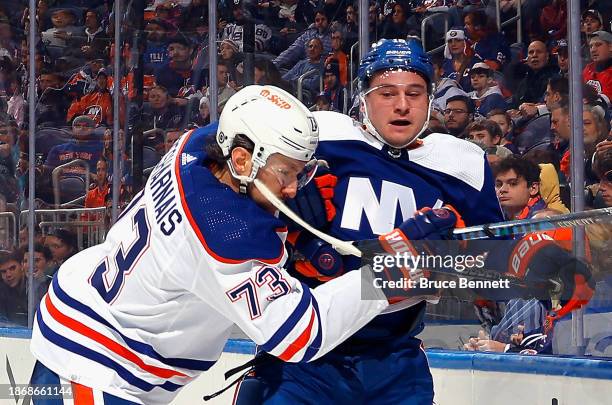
[236, 38, 505, 405]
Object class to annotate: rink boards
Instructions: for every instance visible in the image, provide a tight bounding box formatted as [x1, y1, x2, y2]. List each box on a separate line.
[1, 328, 611, 405]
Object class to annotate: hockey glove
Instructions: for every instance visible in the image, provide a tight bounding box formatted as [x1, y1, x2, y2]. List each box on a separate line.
[291, 233, 344, 281]
[284, 161, 338, 231]
[367, 206, 461, 304]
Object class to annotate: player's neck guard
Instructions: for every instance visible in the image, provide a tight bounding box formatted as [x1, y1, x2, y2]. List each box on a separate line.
[359, 92, 434, 150]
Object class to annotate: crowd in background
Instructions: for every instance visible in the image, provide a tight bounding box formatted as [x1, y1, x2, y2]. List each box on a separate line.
[0, 1, 611, 353]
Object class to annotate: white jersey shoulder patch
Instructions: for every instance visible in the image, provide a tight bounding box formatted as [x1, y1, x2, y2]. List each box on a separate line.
[409, 133, 486, 191]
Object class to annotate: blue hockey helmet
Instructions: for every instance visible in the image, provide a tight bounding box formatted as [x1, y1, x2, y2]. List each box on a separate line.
[357, 39, 434, 91]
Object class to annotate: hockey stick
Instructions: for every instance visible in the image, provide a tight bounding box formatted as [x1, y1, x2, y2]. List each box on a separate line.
[256, 178, 612, 254]
[453, 207, 612, 240]
[254, 179, 562, 292]
[254, 179, 362, 257]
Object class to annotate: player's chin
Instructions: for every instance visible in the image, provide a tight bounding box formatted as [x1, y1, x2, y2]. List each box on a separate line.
[384, 125, 419, 146]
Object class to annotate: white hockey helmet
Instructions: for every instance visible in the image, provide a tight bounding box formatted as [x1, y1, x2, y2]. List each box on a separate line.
[216, 85, 319, 191]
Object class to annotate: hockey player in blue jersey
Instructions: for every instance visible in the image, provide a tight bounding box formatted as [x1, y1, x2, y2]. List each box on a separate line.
[27, 85, 429, 404]
[235, 38, 506, 405]
[235, 37, 595, 404]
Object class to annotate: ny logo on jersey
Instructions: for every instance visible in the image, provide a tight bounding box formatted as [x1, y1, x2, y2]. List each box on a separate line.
[340, 178, 420, 235]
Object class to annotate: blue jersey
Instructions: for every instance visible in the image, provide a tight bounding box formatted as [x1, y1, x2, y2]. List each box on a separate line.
[312, 111, 504, 340]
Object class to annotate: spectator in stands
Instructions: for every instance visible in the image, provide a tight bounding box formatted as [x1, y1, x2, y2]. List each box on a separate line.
[487, 109, 518, 153]
[5, 74, 24, 127]
[43, 115, 103, 175]
[219, 39, 243, 83]
[494, 155, 545, 220]
[142, 85, 185, 130]
[321, 59, 345, 112]
[40, 8, 83, 55]
[581, 9, 604, 61]
[511, 40, 559, 108]
[314, 92, 332, 111]
[0, 249, 29, 326]
[154, 33, 201, 98]
[222, 1, 272, 53]
[84, 157, 109, 209]
[467, 62, 507, 118]
[0, 118, 18, 204]
[21, 243, 53, 282]
[463, 10, 510, 71]
[432, 52, 469, 113]
[467, 119, 503, 148]
[34, 70, 69, 127]
[441, 28, 480, 92]
[341, 3, 358, 51]
[77, 9, 110, 64]
[443, 94, 474, 138]
[539, 0, 567, 42]
[66, 68, 115, 127]
[550, 101, 571, 172]
[274, 9, 332, 70]
[202, 60, 237, 112]
[18, 223, 43, 248]
[282, 37, 324, 97]
[163, 128, 182, 153]
[380, 1, 412, 40]
[192, 96, 210, 127]
[44, 228, 77, 267]
[144, 18, 170, 72]
[554, 39, 569, 78]
[583, 30, 612, 101]
[0, 14, 16, 62]
[252, 57, 292, 91]
[594, 148, 612, 208]
[326, 27, 348, 87]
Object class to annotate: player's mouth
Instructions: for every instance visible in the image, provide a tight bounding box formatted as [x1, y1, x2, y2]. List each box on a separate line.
[389, 119, 411, 127]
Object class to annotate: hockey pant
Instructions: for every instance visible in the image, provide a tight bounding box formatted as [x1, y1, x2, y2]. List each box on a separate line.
[234, 335, 434, 405]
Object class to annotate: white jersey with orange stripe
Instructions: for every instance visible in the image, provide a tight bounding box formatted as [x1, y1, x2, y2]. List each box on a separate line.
[30, 125, 388, 404]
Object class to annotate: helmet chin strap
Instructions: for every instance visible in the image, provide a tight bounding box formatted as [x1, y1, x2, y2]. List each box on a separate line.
[359, 93, 434, 150]
[227, 160, 263, 195]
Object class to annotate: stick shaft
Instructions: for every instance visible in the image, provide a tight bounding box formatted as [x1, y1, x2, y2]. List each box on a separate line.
[453, 207, 612, 240]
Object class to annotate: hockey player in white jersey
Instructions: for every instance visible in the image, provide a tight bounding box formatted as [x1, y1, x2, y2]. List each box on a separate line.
[29, 85, 400, 404]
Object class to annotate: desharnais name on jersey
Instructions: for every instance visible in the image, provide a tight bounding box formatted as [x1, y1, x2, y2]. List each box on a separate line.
[30, 125, 388, 404]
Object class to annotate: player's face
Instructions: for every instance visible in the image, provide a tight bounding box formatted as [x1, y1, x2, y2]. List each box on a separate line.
[495, 170, 538, 215]
[0, 260, 23, 289]
[252, 154, 310, 213]
[363, 70, 430, 148]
